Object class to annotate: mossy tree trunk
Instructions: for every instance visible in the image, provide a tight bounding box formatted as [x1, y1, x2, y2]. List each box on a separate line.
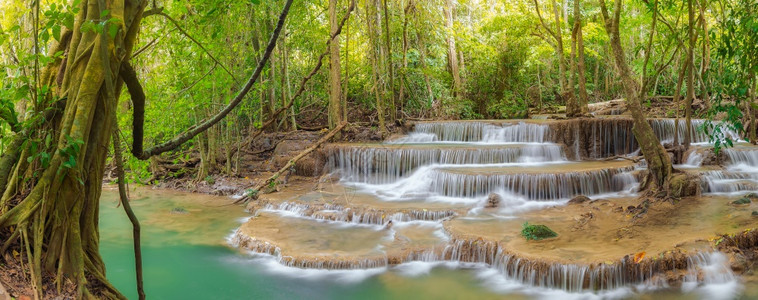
[599, 0, 673, 192]
[0, 0, 293, 298]
[0, 1, 147, 298]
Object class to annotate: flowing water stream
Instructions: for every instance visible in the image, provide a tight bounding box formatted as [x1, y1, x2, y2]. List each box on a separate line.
[101, 118, 758, 299]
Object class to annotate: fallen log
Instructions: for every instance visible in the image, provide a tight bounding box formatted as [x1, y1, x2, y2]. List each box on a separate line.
[235, 122, 347, 204]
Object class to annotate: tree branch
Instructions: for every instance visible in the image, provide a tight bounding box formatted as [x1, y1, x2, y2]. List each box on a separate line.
[532, 0, 559, 40]
[236, 121, 347, 204]
[234, 0, 356, 153]
[126, 0, 294, 160]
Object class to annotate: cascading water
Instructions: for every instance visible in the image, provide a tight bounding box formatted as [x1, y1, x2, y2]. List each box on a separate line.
[699, 148, 758, 194]
[327, 144, 566, 184]
[229, 118, 753, 298]
[331, 120, 639, 203]
[403, 121, 550, 143]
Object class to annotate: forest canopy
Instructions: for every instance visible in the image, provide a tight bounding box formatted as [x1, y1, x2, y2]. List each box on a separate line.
[1, 0, 756, 172]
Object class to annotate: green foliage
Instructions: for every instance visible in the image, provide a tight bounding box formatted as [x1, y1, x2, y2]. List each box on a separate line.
[521, 222, 557, 241]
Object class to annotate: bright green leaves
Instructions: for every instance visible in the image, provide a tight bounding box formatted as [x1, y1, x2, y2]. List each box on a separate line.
[0, 98, 19, 132]
[41, 1, 80, 43]
[24, 134, 82, 179]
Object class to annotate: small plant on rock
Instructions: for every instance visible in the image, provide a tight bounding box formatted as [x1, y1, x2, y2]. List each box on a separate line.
[521, 222, 558, 241]
[732, 197, 752, 205]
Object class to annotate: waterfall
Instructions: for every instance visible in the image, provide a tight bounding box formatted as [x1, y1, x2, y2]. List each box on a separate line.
[413, 237, 720, 292]
[701, 171, 758, 194]
[425, 165, 636, 200]
[327, 144, 566, 184]
[724, 149, 758, 167]
[409, 121, 550, 143]
[258, 201, 457, 225]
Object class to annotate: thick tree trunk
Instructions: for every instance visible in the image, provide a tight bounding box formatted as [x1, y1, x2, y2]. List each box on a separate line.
[328, 0, 343, 130]
[0, 1, 148, 298]
[599, 0, 672, 191]
[0, 1, 294, 298]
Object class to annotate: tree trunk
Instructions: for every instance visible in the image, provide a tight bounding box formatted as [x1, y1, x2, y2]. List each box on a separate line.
[328, 0, 343, 130]
[567, 14, 578, 116]
[673, 56, 687, 146]
[382, 0, 396, 122]
[399, 0, 410, 117]
[599, 0, 672, 191]
[0, 1, 293, 298]
[417, 29, 434, 114]
[0, 1, 148, 298]
[444, 0, 462, 99]
[684, 0, 696, 147]
[367, 0, 387, 135]
[342, 2, 350, 123]
[574, 0, 589, 115]
[551, 0, 566, 93]
[533, 0, 567, 94]
[699, 0, 711, 112]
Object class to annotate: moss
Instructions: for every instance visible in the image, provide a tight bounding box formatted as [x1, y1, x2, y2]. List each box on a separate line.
[732, 198, 752, 205]
[521, 222, 558, 241]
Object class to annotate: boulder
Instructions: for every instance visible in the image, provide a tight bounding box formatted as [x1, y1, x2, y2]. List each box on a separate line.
[485, 193, 502, 208]
[669, 173, 701, 198]
[568, 195, 591, 205]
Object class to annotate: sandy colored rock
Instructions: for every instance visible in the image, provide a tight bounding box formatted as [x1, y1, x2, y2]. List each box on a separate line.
[568, 195, 590, 204]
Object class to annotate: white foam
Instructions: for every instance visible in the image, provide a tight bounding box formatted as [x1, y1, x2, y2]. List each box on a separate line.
[249, 253, 387, 284]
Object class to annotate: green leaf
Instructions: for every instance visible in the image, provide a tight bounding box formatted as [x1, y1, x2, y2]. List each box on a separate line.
[52, 25, 61, 41]
[108, 23, 118, 39]
[100, 9, 110, 18]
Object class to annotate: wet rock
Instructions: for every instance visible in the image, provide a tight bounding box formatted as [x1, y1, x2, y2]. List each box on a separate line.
[732, 197, 751, 205]
[698, 148, 727, 166]
[384, 220, 394, 230]
[568, 195, 590, 205]
[728, 252, 749, 273]
[485, 193, 502, 208]
[669, 173, 701, 198]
